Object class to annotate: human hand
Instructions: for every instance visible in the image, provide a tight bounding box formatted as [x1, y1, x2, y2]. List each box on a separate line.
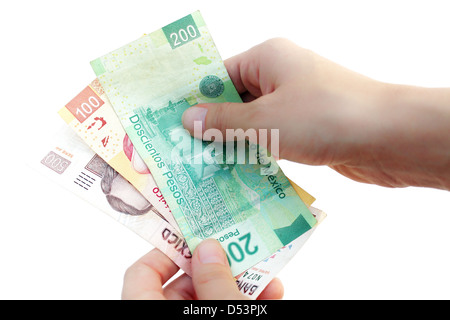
[182, 38, 450, 190]
[122, 239, 284, 300]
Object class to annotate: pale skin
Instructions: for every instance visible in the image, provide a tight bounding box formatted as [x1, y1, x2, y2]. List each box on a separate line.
[122, 239, 283, 300]
[122, 38, 450, 300]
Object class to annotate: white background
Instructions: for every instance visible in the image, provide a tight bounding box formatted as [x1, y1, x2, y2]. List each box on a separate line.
[1, 0, 449, 299]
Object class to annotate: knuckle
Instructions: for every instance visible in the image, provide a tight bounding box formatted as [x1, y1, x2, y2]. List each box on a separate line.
[246, 99, 270, 127]
[194, 264, 233, 286]
[123, 263, 139, 281]
[124, 261, 147, 277]
[210, 102, 234, 132]
[260, 37, 292, 53]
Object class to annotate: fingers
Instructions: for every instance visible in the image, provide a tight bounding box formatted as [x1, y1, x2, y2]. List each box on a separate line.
[163, 273, 197, 300]
[182, 101, 256, 140]
[191, 239, 249, 300]
[257, 278, 284, 300]
[224, 38, 296, 98]
[183, 39, 293, 142]
[163, 265, 284, 300]
[224, 54, 248, 94]
[224, 51, 263, 98]
[224, 39, 292, 97]
[122, 244, 284, 300]
[122, 248, 179, 300]
[182, 93, 277, 140]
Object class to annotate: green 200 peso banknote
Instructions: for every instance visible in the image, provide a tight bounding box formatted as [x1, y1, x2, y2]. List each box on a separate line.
[90, 11, 317, 275]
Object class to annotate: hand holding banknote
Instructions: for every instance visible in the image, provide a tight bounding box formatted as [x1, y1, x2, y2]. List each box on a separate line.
[31, 10, 448, 300]
[182, 38, 450, 190]
[121, 36, 449, 300]
[122, 239, 283, 300]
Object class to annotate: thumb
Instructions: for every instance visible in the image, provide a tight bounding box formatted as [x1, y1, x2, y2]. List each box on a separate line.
[181, 101, 261, 141]
[191, 239, 248, 300]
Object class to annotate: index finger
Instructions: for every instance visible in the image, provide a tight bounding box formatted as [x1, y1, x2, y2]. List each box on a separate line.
[224, 53, 247, 94]
[122, 248, 180, 300]
[224, 50, 263, 98]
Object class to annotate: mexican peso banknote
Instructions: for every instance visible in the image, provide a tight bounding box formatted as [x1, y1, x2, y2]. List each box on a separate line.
[33, 124, 325, 298]
[90, 11, 317, 275]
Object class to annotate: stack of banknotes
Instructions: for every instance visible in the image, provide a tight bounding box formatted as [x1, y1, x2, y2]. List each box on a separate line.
[32, 11, 326, 299]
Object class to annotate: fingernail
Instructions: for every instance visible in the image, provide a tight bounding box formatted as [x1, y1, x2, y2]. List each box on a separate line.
[182, 106, 207, 135]
[197, 239, 227, 265]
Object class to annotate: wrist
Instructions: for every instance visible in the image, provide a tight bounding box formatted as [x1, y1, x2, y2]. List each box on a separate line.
[363, 83, 450, 189]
